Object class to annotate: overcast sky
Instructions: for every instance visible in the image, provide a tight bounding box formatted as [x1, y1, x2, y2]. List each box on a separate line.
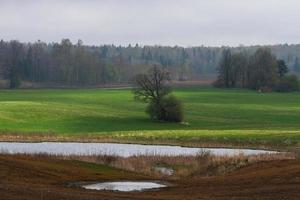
[0, 0, 300, 47]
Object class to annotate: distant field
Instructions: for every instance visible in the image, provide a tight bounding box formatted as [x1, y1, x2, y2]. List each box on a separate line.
[0, 87, 300, 147]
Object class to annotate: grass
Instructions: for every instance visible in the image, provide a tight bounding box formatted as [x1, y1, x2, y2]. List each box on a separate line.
[0, 86, 300, 147]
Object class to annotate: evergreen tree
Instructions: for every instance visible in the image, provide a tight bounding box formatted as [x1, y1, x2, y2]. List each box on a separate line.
[277, 59, 288, 78]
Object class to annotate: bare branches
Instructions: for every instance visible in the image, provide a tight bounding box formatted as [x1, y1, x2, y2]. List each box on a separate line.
[132, 66, 183, 122]
[132, 66, 171, 103]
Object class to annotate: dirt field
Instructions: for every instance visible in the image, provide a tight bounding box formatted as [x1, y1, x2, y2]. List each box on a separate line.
[0, 154, 299, 200]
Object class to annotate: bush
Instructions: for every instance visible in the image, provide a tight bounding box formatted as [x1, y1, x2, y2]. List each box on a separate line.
[146, 95, 184, 122]
[146, 101, 162, 120]
[275, 75, 299, 92]
[161, 95, 184, 122]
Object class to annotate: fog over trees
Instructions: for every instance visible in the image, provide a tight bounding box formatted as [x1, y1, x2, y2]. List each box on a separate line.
[1, 39, 300, 88]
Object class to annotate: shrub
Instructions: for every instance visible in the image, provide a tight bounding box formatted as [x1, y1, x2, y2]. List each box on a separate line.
[161, 95, 184, 122]
[146, 95, 184, 122]
[275, 75, 299, 92]
[146, 101, 162, 120]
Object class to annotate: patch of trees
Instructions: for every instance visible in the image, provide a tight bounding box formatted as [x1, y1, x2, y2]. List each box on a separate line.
[0, 39, 221, 88]
[1, 40, 169, 88]
[132, 66, 183, 122]
[215, 48, 299, 92]
[1, 39, 300, 88]
[99, 44, 300, 76]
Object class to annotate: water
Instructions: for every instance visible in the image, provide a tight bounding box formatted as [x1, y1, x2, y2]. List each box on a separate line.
[154, 167, 174, 176]
[0, 142, 276, 157]
[82, 181, 167, 192]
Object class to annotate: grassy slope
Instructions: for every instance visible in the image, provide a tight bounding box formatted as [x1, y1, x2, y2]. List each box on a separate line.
[0, 87, 299, 146]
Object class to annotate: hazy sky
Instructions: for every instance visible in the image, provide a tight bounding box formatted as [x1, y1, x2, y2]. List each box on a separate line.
[1, 0, 300, 47]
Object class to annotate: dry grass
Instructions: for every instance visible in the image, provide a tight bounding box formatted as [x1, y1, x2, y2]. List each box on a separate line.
[51, 151, 295, 179]
[2, 149, 294, 180]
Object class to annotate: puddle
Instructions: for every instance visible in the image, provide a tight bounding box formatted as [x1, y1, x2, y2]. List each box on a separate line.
[0, 142, 277, 157]
[82, 181, 167, 192]
[154, 167, 174, 176]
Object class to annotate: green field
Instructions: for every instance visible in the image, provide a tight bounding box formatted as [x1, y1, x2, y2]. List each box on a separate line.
[0, 87, 300, 147]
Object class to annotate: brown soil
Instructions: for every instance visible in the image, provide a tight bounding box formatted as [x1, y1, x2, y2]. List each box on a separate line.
[0, 78, 215, 89]
[172, 79, 216, 87]
[0, 154, 299, 200]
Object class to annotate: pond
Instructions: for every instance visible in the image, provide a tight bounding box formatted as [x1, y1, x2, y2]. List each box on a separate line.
[82, 181, 167, 192]
[0, 142, 276, 157]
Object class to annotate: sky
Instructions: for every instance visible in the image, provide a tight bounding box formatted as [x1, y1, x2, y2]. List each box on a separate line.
[0, 0, 300, 47]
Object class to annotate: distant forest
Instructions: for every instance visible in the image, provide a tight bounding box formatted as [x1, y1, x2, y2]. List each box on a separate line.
[1, 39, 300, 88]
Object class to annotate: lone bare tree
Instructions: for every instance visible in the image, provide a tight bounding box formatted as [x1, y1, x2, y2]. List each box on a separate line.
[132, 66, 183, 122]
[133, 66, 171, 103]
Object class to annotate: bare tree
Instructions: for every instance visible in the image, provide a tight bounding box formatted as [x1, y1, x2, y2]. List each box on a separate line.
[132, 66, 183, 122]
[132, 66, 171, 103]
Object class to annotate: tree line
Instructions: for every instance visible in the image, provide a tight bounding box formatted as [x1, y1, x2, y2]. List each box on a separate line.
[1, 39, 300, 88]
[0, 39, 126, 88]
[215, 48, 299, 92]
